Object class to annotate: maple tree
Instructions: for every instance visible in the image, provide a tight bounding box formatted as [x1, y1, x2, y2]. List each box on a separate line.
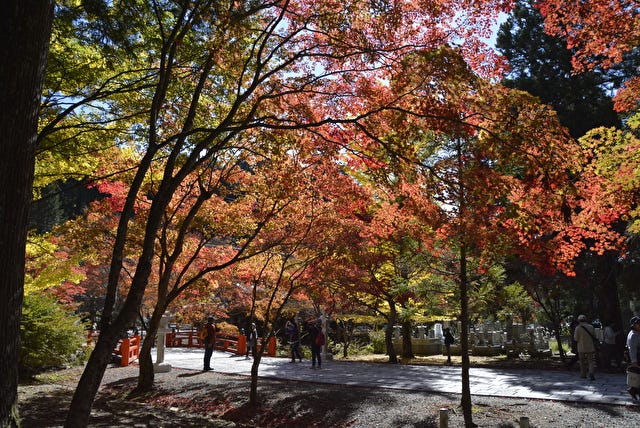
[330, 184, 444, 362]
[53, 1, 515, 425]
[208, 150, 367, 404]
[339, 45, 596, 422]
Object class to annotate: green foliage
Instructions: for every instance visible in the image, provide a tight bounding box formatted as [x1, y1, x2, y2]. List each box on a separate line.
[368, 330, 386, 354]
[497, 282, 537, 325]
[25, 232, 88, 295]
[496, 0, 620, 138]
[20, 292, 90, 374]
[331, 341, 374, 357]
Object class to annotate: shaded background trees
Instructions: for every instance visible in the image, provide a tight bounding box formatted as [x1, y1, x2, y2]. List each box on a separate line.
[497, 0, 640, 338]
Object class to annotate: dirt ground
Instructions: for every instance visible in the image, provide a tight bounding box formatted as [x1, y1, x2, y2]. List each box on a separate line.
[17, 356, 640, 427]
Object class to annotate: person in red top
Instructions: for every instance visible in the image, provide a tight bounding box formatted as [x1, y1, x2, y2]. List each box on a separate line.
[203, 316, 220, 371]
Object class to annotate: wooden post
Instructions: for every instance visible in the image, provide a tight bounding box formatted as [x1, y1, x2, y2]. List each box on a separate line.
[267, 336, 276, 357]
[439, 408, 448, 428]
[120, 338, 130, 367]
[238, 334, 247, 356]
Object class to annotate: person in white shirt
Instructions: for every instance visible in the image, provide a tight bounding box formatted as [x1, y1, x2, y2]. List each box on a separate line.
[626, 316, 640, 400]
[603, 322, 621, 371]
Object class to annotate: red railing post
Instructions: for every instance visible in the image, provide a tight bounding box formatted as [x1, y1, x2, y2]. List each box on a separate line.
[120, 338, 130, 367]
[237, 334, 247, 356]
[267, 336, 276, 357]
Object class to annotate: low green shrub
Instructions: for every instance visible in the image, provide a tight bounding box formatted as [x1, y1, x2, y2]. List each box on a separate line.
[331, 341, 374, 358]
[368, 330, 386, 354]
[20, 292, 90, 375]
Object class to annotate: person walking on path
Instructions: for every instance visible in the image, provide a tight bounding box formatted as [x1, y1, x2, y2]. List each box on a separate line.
[443, 328, 455, 365]
[574, 314, 597, 380]
[307, 319, 324, 369]
[566, 319, 580, 371]
[603, 322, 621, 371]
[246, 322, 258, 359]
[286, 319, 303, 362]
[626, 316, 640, 400]
[203, 316, 220, 371]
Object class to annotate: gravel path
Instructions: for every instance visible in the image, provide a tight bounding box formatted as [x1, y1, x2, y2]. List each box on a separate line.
[17, 364, 640, 427]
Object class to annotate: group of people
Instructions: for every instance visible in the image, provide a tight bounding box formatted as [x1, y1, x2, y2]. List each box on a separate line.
[201, 316, 327, 371]
[286, 318, 325, 369]
[569, 314, 640, 401]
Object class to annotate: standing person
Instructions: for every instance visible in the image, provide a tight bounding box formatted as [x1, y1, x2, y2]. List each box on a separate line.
[443, 328, 455, 365]
[286, 319, 303, 362]
[203, 316, 220, 371]
[603, 322, 621, 371]
[566, 319, 580, 370]
[574, 314, 597, 380]
[246, 322, 258, 359]
[307, 319, 324, 369]
[626, 316, 640, 400]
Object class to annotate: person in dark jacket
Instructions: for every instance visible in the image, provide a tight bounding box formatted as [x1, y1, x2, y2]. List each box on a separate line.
[306, 319, 323, 369]
[443, 328, 455, 365]
[245, 322, 258, 359]
[286, 319, 303, 362]
[203, 316, 220, 371]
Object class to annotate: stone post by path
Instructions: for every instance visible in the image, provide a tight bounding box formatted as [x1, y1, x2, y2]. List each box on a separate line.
[320, 313, 332, 361]
[154, 314, 172, 373]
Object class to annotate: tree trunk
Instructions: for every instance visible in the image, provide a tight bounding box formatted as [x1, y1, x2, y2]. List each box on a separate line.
[136, 330, 157, 393]
[136, 302, 168, 392]
[64, 325, 124, 426]
[65, 263, 151, 426]
[249, 352, 262, 405]
[554, 326, 566, 362]
[459, 245, 474, 427]
[401, 319, 414, 359]
[0, 2, 53, 426]
[385, 301, 398, 364]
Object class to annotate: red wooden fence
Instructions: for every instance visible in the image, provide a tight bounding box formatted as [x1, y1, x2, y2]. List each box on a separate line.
[87, 330, 276, 365]
[165, 331, 276, 357]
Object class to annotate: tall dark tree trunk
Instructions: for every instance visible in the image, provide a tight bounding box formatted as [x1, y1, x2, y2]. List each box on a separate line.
[65, 253, 155, 426]
[459, 245, 474, 427]
[594, 253, 623, 328]
[0, 2, 54, 426]
[401, 319, 414, 359]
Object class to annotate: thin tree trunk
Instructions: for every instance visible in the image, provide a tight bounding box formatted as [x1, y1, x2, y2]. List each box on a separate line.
[249, 352, 262, 405]
[554, 325, 566, 361]
[136, 329, 157, 393]
[459, 245, 474, 428]
[136, 303, 168, 392]
[385, 301, 398, 364]
[0, 2, 53, 426]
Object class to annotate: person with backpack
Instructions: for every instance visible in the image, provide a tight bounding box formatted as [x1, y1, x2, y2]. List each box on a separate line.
[307, 319, 324, 369]
[574, 314, 597, 381]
